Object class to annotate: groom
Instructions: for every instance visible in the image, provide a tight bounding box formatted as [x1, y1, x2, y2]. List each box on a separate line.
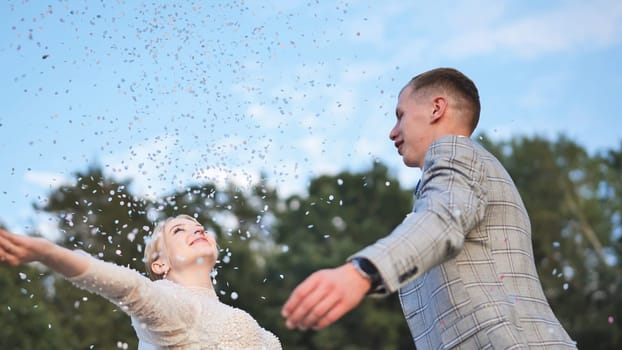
[282, 68, 576, 349]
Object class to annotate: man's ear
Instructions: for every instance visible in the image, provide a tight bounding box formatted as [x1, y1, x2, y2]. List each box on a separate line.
[430, 96, 448, 123]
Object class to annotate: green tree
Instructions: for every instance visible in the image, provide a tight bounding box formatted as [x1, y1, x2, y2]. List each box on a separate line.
[0, 264, 66, 350]
[33, 165, 152, 349]
[480, 134, 622, 349]
[5, 136, 622, 349]
[267, 162, 415, 350]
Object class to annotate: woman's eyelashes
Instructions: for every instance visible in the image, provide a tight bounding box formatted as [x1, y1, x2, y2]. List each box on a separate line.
[172, 225, 204, 236]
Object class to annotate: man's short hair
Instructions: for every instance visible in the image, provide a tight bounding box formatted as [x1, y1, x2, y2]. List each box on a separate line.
[406, 68, 481, 132]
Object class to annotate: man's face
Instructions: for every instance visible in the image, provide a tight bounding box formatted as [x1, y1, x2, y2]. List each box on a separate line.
[389, 85, 433, 168]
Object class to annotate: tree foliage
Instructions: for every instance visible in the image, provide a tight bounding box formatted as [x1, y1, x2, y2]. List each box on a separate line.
[263, 162, 415, 350]
[480, 134, 622, 349]
[1, 135, 621, 349]
[0, 264, 66, 350]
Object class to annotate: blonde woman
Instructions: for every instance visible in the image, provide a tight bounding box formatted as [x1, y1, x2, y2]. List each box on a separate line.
[0, 214, 281, 349]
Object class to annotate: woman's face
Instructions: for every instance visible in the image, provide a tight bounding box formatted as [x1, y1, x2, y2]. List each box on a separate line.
[160, 217, 218, 270]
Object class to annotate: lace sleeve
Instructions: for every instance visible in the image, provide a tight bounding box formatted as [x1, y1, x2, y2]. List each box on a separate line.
[67, 255, 191, 331]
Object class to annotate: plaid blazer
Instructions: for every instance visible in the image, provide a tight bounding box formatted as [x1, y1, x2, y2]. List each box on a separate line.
[353, 135, 576, 349]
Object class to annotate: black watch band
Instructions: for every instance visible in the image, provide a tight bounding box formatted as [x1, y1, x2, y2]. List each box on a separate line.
[350, 257, 383, 292]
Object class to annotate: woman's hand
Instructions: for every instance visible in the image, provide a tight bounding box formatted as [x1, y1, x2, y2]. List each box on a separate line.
[0, 228, 88, 277]
[0, 228, 47, 266]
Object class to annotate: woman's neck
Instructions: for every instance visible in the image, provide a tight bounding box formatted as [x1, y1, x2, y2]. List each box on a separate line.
[167, 264, 215, 289]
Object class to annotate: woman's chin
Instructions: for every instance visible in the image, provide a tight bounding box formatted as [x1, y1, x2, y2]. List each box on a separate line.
[194, 253, 217, 267]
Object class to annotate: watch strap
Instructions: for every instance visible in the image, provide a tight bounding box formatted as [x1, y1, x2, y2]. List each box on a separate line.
[350, 257, 383, 293]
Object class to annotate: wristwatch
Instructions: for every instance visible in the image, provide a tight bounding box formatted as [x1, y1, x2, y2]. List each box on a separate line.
[350, 257, 383, 293]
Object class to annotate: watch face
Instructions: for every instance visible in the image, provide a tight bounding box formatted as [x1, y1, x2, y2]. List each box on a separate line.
[352, 258, 383, 293]
[358, 258, 377, 274]
[354, 258, 379, 280]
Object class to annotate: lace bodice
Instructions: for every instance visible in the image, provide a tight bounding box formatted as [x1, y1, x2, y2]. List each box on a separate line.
[69, 257, 281, 349]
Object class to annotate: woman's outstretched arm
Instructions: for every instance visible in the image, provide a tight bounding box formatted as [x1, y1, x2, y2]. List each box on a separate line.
[0, 228, 88, 277]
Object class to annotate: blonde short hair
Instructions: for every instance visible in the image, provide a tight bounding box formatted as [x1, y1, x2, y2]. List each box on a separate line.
[144, 214, 202, 280]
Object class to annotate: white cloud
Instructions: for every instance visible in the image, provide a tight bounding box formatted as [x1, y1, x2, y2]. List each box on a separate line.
[326, 89, 359, 127]
[193, 166, 261, 191]
[353, 135, 389, 160]
[261, 159, 310, 197]
[101, 131, 291, 201]
[516, 71, 569, 109]
[102, 133, 178, 198]
[246, 104, 282, 129]
[298, 135, 342, 175]
[24, 171, 71, 189]
[343, 2, 417, 47]
[344, 16, 387, 46]
[300, 134, 324, 158]
[441, 0, 622, 59]
[340, 61, 392, 84]
[35, 213, 62, 241]
[395, 165, 421, 190]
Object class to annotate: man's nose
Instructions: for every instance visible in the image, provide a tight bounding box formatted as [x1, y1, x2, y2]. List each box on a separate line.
[389, 125, 398, 140]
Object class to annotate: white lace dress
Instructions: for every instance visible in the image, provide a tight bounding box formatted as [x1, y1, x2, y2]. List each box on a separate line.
[69, 257, 282, 350]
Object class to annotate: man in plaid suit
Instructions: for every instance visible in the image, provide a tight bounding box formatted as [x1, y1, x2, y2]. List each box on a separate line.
[282, 68, 576, 349]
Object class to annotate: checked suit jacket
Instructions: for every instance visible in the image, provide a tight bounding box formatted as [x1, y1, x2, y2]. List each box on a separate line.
[352, 135, 576, 349]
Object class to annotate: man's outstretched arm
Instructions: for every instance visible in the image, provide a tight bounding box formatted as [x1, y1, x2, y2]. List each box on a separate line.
[281, 262, 371, 330]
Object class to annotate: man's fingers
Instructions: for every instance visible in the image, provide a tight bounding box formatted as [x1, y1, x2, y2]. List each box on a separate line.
[299, 291, 341, 330]
[283, 278, 331, 329]
[282, 266, 366, 331]
[312, 303, 350, 330]
[282, 274, 320, 318]
[282, 271, 343, 330]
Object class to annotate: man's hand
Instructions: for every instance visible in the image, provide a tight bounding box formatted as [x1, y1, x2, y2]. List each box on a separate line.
[281, 262, 371, 330]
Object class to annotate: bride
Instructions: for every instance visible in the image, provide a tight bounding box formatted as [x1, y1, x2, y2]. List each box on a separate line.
[0, 214, 281, 350]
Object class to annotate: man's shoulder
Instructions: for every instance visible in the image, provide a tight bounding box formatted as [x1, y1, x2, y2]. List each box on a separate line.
[430, 134, 474, 148]
[427, 134, 478, 158]
[428, 134, 496, 158]
[424, 134, 507, 178]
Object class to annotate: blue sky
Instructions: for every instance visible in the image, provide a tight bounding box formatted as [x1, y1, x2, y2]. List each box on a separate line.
[1, 0, 621, 238]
